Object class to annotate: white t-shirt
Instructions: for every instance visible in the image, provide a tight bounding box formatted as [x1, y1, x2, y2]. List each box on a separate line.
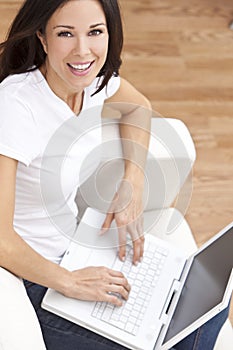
[0, 69, 120, 262]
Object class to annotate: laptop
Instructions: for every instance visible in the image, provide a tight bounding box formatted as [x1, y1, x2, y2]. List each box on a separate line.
[42, 208, 233, 350]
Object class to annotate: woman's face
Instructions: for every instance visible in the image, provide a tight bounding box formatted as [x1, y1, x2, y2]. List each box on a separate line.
[38, 0, 109, 95]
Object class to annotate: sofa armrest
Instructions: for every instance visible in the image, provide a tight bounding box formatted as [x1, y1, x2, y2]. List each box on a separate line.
[76, 117, 196, 217]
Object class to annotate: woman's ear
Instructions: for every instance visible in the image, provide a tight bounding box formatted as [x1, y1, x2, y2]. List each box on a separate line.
[36, 31, 48, 54]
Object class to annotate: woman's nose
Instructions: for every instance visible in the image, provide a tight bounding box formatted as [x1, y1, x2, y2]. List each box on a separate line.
[72, 36, 91, 57]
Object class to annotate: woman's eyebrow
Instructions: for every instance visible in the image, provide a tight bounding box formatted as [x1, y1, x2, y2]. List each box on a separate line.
[89, 23, 106, 28]
[53, 25, 75, 29]
[53, 23, 106, 30]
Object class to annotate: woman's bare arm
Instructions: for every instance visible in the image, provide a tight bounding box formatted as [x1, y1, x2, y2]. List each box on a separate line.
[0, 155, 130, 306]
[102, 78, 152, 264]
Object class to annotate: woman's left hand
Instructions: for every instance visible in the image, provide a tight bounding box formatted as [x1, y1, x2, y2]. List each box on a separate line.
[101, 178, 145, 265]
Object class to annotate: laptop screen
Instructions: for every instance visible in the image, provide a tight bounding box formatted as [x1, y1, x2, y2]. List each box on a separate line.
[163, 224, 233, 343]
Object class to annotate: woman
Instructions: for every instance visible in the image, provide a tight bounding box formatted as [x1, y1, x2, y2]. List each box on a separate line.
[0, 0, 229, 349]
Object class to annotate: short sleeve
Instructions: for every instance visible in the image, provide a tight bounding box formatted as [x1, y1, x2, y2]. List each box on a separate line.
[0, 91, 40, 166]
[83, 75, 121, 109]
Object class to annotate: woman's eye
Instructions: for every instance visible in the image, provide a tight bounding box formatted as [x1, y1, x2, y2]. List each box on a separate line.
[89, 29, 103, 36]
[57, 31, 73, 37]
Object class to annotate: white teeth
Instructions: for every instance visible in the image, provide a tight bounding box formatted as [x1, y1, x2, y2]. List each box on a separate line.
[69, 62, 92, 71]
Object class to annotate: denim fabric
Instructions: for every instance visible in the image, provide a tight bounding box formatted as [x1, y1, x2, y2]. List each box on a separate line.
[170, 304, 229, 350]
[24, 280, 229, 350]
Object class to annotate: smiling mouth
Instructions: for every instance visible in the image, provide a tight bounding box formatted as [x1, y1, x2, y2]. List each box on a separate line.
[67, 61, 94, 72]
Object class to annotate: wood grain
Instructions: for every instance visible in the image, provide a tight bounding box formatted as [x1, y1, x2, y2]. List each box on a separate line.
[1, 0, 233, 326]
[119, 0, 233, 326]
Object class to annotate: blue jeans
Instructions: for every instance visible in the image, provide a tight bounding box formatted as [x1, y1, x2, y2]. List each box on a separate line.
[23, 280, 229, 350]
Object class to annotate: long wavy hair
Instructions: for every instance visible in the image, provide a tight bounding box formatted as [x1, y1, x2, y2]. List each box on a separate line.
[0, 0, 123, 94]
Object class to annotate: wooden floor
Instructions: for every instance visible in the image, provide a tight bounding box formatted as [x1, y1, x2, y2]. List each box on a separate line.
[119, 0, 233, 325]
[1, 0, 233, 325]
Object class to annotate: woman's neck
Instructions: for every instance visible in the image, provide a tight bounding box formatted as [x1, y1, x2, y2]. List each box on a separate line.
[39, 64, 84, 115]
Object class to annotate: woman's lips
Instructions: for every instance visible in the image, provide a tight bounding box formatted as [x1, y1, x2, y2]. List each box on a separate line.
[67, 61, 94, 76]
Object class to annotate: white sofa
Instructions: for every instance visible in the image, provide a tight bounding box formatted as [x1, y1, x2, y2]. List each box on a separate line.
[0, 267, 46, 350]
[0, 118, 232, 349]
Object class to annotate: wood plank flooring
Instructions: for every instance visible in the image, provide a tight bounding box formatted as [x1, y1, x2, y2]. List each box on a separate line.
[1, 0, 233, 326]
[119, 0, 233, 326]
[122, 0, 233, 248]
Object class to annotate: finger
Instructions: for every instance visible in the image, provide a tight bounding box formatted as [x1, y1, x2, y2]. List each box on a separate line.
[135, 215, 145, 260]
[105, 293, 123, 307]
[109, 284, 130, 301]
[108, 270, 130, 286]
[108, 269, 126, 279]
[136, 215, 144, 259]
[130, 212, 145, 263]
[116, 279, 131, 293]
[118, 225, 127, 261]
[109, 275, 131, 292]
[127, 222, 141, 265]
[99, 212, 114, 235]
[137, 234, 145, 262]
[132, 238, 142, 265]
[137, 214, 144, 239]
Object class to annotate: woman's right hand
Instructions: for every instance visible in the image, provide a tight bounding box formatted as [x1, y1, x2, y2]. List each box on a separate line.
[63, 266, 131, 306]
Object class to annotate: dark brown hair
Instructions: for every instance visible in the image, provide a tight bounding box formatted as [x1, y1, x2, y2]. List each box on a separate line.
[0, 0, 123, 94]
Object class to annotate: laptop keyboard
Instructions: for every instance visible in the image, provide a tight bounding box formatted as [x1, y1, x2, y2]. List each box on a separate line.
[91, 243, 169, 336]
